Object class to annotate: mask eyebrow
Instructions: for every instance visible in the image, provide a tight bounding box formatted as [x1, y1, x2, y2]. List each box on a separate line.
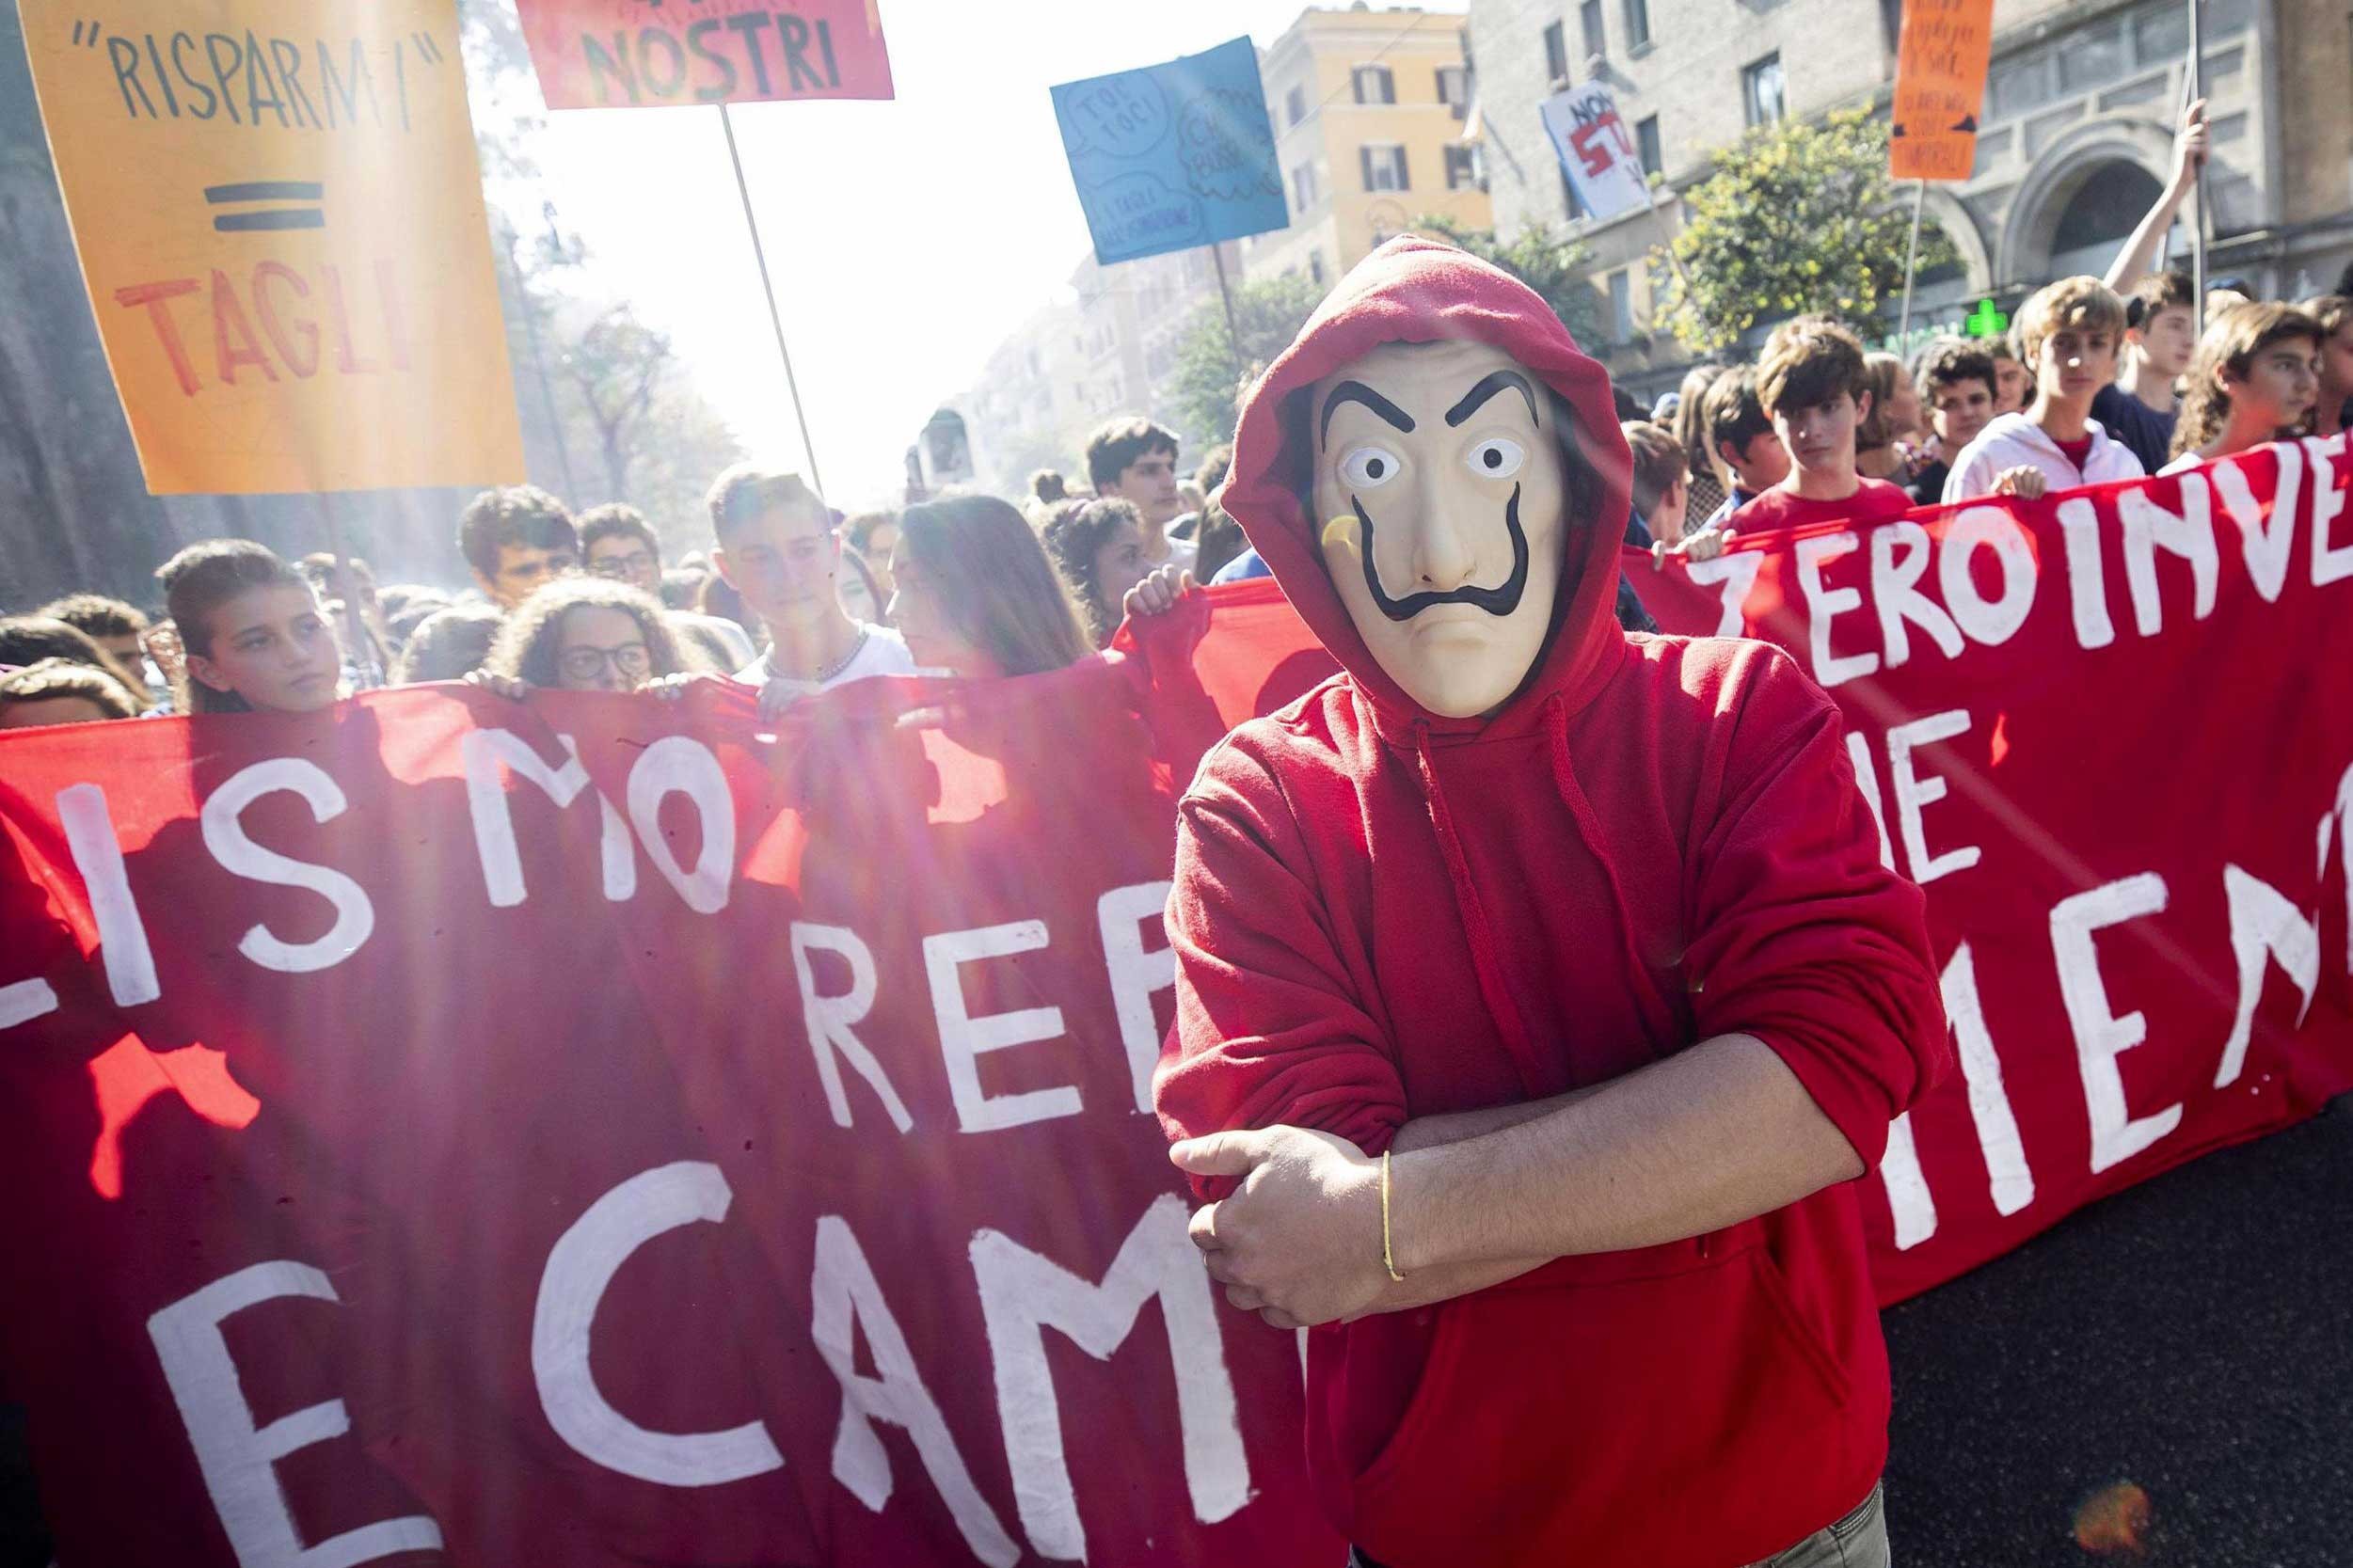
[1320, 380, 1417, 443]
[1445, 369, 1540, 428]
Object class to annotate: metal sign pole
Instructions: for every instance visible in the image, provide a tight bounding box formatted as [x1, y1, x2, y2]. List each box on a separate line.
[2187, 0, 2207, 307]
[719, 103, 827, 499]
[1209, 241, 1247, 389]
[1899, 178, 1928, 344]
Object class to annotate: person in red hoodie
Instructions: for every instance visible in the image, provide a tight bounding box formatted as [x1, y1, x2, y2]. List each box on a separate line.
[1153, 236, 1948, 1568]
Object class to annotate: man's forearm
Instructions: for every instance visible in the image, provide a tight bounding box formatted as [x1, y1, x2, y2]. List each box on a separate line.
[1390, 1034, 1866, 1273]
[1389, 1082, 1606, 1153]
[1348, 1085, 1610, 1315]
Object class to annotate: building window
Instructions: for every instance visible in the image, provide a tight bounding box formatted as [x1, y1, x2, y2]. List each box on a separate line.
[1542, 21, 1569, 85]
[1609, 270, 1634, 342]
[1742, 54, 1787, 126]
[1361, 144, 1409, 193]
[1437, 65, 1469, 114]
[1291, 162, 1319, 212]
[1285, 83, 1307, 126]
[1625, 0, 1652, 50]
[1636, 114, 1662, 176]
[1445, 145, 1481, 190]
[1580, 0, 1606, 61]
[1352, 65, 1394, 104]
[1311, 251, 1328, 286]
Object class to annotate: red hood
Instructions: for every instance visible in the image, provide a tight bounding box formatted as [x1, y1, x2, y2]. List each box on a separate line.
[1221, 234, 1633, 737]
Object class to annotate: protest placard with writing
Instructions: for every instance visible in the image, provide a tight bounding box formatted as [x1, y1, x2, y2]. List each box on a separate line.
[18, 0, 525, 495]
[514, 0, 895, 111]
[1052, 38, 1289, 267]
[1889, 0, 1995, 182]
[1540, 81, 1650, 223]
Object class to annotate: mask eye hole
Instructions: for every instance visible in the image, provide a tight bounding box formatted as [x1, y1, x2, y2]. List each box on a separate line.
[1340, 446, 1402, 489]
[1467, 436, 1524, 479]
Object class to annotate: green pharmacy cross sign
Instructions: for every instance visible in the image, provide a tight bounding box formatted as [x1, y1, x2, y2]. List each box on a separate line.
[1964, 298, 2010, 339]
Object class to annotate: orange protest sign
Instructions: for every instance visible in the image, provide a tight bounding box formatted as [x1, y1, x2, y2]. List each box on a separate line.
[1889, 0, 1995, 182]
[17, 0, 524, 495]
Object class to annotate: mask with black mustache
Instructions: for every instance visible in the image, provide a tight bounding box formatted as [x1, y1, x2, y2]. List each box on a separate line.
[1305, 340, 1573, 720]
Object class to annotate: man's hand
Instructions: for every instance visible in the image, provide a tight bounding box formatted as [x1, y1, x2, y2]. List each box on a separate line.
[1170, 1126, 1385, 1330]
[1991, 466, 2047, 499]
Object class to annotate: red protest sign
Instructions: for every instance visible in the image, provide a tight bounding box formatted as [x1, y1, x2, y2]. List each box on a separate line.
[514, 0, 895, 111]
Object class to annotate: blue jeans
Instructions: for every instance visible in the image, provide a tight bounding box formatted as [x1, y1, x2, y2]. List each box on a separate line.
[1343, 1481, 1889, 1568]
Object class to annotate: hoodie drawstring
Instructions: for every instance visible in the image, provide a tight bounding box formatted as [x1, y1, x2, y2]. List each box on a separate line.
[1543, 695, 1680, 1046]
[1412, 720, 1550, 1094]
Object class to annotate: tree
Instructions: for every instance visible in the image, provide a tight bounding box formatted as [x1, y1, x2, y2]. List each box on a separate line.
[1167, 274, 1328, 448]
[1410, 215, 1604, 348]
[563, 305, 676, 501]
[1652, 109, 1958, 353]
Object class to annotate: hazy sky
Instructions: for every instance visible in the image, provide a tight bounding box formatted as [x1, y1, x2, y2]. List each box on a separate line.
[508, 0, 1464, 510]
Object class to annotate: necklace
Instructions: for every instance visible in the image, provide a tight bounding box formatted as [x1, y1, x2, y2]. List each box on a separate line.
[787, 624, 868, 686]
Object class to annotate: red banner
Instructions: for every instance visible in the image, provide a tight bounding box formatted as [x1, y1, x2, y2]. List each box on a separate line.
[1627, 437, 2353, 1299]
[514, 0, 895, 111]
[2, 442, 2349, 1561]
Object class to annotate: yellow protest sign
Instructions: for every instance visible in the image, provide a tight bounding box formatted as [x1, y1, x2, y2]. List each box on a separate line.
[1889, 0, 1995, 182]
[18, 0, 524, 495]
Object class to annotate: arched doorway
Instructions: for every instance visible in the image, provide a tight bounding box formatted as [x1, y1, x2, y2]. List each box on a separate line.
[1997, 118, 2178, 286]
[2044, 160, 2163, 279]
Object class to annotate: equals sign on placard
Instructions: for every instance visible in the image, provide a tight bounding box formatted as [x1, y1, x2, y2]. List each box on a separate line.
[204, 182, 325, 232]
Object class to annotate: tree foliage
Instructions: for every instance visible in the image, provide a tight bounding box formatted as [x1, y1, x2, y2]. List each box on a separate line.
[1652, 109, 1959, 353]
[1167, 273, 1328, 448]
[466, 0, 744, 546]
[1411, 214, 1604, 347]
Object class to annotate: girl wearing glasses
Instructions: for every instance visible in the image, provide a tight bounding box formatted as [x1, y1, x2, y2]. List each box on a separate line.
[481, 578, 707, 694]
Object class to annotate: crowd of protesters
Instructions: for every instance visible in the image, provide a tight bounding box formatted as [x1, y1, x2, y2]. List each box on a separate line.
[4, 104, 2348, 734]
[1630, 100, 2349, 595]
[0, 414, 1208, 732]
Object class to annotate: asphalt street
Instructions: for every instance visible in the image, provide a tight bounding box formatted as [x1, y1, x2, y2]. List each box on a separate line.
[1882, 1094, 2353, 1566]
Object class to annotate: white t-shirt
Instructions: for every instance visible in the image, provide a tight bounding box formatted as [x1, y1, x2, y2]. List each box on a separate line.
[736, 624, 916, 695]
[1162, 533, 1200, 571]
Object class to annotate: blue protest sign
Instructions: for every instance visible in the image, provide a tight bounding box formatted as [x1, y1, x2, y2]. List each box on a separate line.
[1051, 36, 1289, 266]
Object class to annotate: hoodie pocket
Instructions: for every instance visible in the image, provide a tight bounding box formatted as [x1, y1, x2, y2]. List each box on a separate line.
[1347, 1244, 1860, 1568]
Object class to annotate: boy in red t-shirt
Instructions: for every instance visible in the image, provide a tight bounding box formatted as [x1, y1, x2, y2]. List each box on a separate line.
[1733, 316, 1914, 535]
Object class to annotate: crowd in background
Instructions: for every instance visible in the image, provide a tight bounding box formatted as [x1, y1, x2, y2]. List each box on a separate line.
[0, 414, 1211, 732]
[3, 102, 2348, 735]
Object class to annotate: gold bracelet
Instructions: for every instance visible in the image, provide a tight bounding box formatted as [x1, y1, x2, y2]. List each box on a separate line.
[1381, 1149, 1407, 1283]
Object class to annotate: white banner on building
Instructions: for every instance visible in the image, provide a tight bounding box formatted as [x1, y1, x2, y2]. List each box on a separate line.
[1540, 82, 1648, 223]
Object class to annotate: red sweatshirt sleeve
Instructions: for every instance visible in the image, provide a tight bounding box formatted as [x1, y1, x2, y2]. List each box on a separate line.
[1152, 734, 1408, 1189]
[1681, 648, 1951, 1169]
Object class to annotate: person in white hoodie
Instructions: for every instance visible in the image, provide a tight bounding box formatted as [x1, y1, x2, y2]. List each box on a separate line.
[1942, 276, 2148, 503]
